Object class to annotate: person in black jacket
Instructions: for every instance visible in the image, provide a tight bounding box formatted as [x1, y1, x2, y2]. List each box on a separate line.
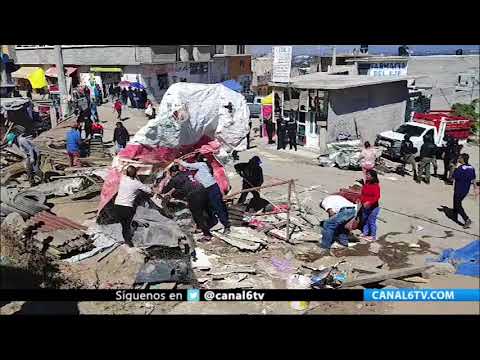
[162, 165, 217, 241]
[276, 117, 287, 150]
[234, 156, 264, 206]
[443, 136, 462, 185]
[417, 135, 437, 184]
[113, 121, 130, 153]
[399, 134, 418, 180]
[286, 118, 297, 151]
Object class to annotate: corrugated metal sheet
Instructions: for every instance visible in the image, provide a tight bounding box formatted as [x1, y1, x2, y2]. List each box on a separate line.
[29, 211, 87, 232]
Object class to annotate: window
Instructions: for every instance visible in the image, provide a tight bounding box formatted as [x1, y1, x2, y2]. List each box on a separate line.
[395, 124, 425, 138]
[237, 45, 245, 54]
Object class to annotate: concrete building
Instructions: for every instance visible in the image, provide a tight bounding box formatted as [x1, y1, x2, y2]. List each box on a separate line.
[251, 56, 273, 95]
[270, 73, 419, 152]
[13, 45, 251, 102]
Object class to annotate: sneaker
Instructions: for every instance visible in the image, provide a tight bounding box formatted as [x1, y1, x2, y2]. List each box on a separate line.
[463, 219, 472, 229]
[331, 242, 347, 249]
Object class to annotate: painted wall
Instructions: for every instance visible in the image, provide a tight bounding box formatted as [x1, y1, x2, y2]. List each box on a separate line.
[327, 81, 408, 143]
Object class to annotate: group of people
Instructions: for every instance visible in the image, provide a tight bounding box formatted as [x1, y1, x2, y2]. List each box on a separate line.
[263, 117, 298, 151]
[112, 154, 231, 246]
[117, 87, 148, 110]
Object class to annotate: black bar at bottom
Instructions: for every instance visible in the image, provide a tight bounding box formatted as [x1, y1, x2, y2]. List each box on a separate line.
[0, 289, 364, 302]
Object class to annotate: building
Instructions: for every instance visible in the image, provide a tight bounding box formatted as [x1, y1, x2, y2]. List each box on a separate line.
[0, 45, 19, 97]
[251, 56, 273, 96]
[269, 73, 420, 153]
[13, 45, 251, 102]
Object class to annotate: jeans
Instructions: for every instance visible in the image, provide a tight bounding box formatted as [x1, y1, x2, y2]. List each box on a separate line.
[115, 143, 125, 154]
[188, 189, 217, 236]
[114, 205, 135, 245]
[206, 183, 230, 227]
[321, 207, 356, 249]
[453, 192, 469, 223]
[361, 206, 380, 239]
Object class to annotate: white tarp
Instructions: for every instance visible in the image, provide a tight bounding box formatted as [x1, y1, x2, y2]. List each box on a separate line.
[131, 83, 250, 151]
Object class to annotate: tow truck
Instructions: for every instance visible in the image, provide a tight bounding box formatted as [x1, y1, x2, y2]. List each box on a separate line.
[375, 110, 472, 160]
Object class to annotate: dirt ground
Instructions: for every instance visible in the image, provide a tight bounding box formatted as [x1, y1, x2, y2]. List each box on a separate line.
[1, 102, 479, 315]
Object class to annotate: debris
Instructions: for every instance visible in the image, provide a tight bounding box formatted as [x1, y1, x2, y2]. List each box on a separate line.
[409, 243, 421, 248]
[402, 276, 430, 283]
[286, 274, 311, 310]
[369, 242, 382, 254]
[379, 279, 418, 288]
[2, 212, 28, 238]
[427, 240, 480, 277]
[209, 265, 256, 279]
[33, 229, 94, 259]
[150, 283, 177, 290]
[302, 256, 341, 271]
[191, 248, 216, 270]
[135, 258, 193, 285]
[27, 211, 88, 232]
[422, 262, 456, 278]
[213, 231, 262, 251]
[1, 187, 49, 219]
[341, 265, 431, 288]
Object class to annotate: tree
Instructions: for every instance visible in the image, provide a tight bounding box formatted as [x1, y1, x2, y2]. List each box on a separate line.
[452, 99, 480, 135]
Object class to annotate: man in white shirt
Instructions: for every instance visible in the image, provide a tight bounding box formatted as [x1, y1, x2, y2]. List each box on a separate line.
[319, 195, 357, 253]
[114, 166, 152, 246]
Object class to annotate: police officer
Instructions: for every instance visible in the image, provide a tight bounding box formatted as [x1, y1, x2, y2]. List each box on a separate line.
[399, 134, 418, 181]
[417, 134, 438, 184]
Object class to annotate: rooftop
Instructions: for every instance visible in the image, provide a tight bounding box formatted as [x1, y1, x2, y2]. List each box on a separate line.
[270, 73, 425, 90]
[345, 56, 409, 63]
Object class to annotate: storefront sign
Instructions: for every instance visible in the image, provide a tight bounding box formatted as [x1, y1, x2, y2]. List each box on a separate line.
[272, 46, 292, 83]
[367, 62, 408, 77]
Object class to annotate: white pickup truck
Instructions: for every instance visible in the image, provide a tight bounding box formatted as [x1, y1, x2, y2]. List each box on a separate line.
[375, 111, 471, 160]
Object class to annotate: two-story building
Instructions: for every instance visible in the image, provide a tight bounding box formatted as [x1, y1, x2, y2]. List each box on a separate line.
[13, 45, 252, 102]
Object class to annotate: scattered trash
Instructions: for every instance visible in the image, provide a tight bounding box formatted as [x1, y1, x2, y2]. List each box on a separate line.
[286, 274, 311, 311]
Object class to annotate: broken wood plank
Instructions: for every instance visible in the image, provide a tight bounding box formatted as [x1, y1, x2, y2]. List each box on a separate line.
[341, 265, 431, 288]
[402, 276, 430, 283]
[224, 179, 297, 200]
[208, 265, 256, 279]
[212, 231, 261, 251]
[1, 162, 26, 185]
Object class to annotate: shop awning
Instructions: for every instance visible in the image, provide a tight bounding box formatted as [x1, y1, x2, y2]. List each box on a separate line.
[11, 66, 41, 79]
[261, 94, 273, 105]
[90, 67, 123, 73]
[45, 66, 78, 78]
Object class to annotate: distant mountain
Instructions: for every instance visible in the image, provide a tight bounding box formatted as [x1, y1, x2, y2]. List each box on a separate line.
[249, 45, 479, 57]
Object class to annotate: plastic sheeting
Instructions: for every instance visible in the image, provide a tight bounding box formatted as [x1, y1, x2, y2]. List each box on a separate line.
[428, 240, 480, 277]
[99, 83, 249, 213]
[319, 140, 381, 169]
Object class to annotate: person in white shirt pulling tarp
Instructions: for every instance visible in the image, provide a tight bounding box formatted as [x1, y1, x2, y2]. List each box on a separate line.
[114, 165, 153, 246]
[175, 154, 231, 234]
[319, 195, 358, 254]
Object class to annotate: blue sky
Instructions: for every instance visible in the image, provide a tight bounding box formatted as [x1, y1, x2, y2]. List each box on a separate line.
[249, 45, 479, 56]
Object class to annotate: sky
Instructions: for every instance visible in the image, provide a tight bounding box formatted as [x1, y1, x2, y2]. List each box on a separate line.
[248, 45, 480, 56]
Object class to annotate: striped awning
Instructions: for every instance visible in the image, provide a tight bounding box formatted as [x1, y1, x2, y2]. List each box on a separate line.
[90, 67, 123, 73]
[11, 66, 41, 79]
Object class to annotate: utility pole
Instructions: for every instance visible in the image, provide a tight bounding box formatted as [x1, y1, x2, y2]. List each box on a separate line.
[331, 45, 337, 72]
[54, 45, 69, 123]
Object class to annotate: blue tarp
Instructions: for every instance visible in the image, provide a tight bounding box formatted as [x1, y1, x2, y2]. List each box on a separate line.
[429, 240, 480, 277]
[221, 80, 242, 92]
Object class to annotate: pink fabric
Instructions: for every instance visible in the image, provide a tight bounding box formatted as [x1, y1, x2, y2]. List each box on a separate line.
[262, 105, 272, 120]
[98, 137, 230, 213]
[248, 219, 267, 230]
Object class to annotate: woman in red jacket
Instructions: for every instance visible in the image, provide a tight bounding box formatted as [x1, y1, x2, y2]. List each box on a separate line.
[360, 169, 381, 241]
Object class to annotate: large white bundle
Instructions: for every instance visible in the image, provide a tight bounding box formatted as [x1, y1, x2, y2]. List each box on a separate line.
[131, 82, 250, 150]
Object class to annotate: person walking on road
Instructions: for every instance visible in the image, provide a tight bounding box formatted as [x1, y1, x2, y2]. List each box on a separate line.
[175, 154, 231, 234]
[114, 166, 152, 247]
[113, 121, 130, 153]
[114, 98, 123, 120]
[286, 118, 298, 151]
[451, 153, 477, 229]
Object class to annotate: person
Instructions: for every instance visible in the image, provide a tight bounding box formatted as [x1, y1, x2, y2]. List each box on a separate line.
[114, 98, 123, 120]
[443, 136, 462, 185]
[417, 134, 437, 184]
[113, 121, 129, 153]
[90, 99, 98, 121]
[276, 117, 287, 150]
[127, 87, 135, 108]
[234, 156, 264, 206]
[286, 118, 297, 151]
[162, 165, 217, 241]
[26, 88, 32, 100]
[84, 113, 93, 139]
[319, 195, 357, 253]
[121, 87, 128, 105]
[102, 83, 107, 102]
[359, 141, 376, 180]
[108, 84, 115, 102]
[399, 134, 418, 180]
[452, 153, 477, 229]
[246, 119, 252, 149]
[359, 169, 381, 241]
[7, 133, 42, 186]
[139, 89, 147, 109]
[66, 124, 82, 167]
[91, 119, 104, 138]
[265, 118, 275, 144]
[114, 166, 152, 246]
[133, 89, 141, 109]
[145, 101, 156, 120]
[175, 154, 231, 234]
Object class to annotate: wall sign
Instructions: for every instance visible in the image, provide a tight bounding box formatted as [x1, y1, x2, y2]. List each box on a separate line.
[272, 46, 292, 83]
